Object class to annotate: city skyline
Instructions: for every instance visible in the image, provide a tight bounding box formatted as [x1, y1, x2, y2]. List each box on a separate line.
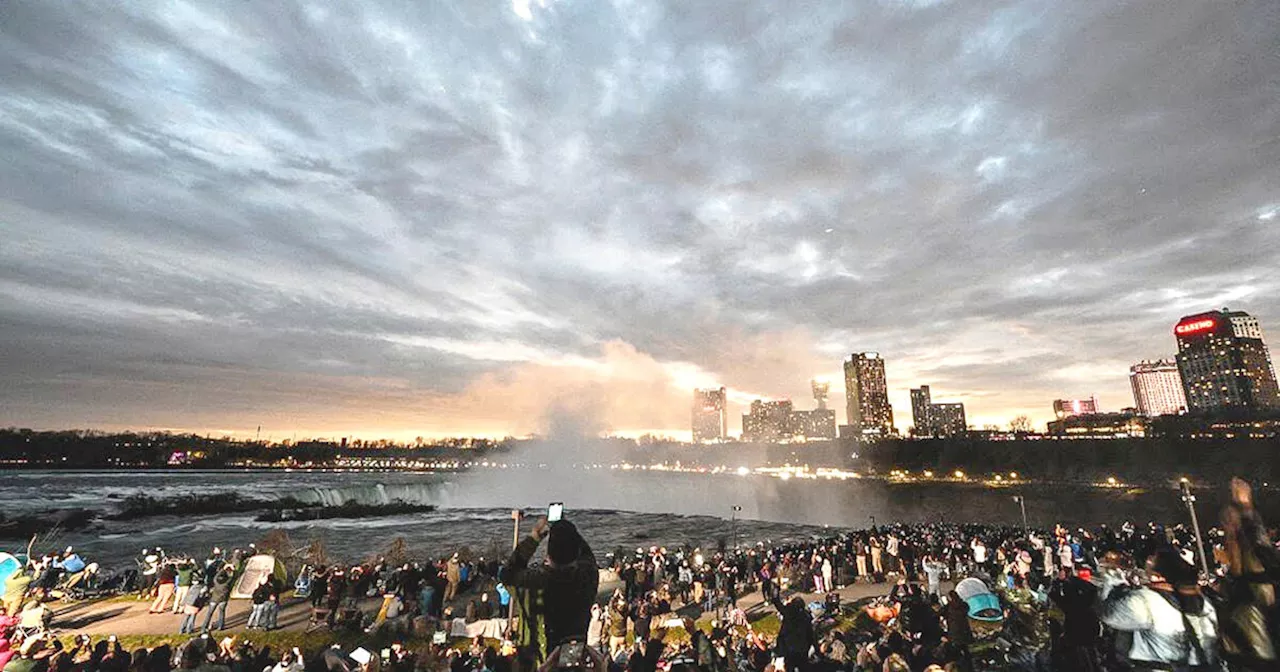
[2, 2, 1280, 441]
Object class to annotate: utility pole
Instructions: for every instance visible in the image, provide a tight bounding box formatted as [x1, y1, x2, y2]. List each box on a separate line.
[1179, 479, 1211, 579]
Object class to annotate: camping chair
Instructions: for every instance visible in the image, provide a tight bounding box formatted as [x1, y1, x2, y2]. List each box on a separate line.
[14, 603, 51, 640]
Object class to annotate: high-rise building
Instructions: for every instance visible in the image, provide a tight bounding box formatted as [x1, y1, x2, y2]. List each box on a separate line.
[844, 353, 894, 435]
[910, 386, 932, 436]
[691, 387, 727, 442]
[1053, 397, 1099, 419]
[910, 385, 966, 437]
[1175, 309, 1280, 411]
[929, 402, 967, 436]
[1129, 359, 1187, 417]
[742, 399, 794, 442]
[791, 409, 837, 439]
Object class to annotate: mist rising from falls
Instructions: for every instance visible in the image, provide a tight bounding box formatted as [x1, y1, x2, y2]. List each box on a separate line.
[298, 404, 874, 526]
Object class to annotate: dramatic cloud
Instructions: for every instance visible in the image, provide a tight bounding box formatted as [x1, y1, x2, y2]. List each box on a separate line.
[2, 0, 1278, 438]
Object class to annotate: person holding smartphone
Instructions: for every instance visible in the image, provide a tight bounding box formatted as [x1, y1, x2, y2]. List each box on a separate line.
[501, 504, 599, 654]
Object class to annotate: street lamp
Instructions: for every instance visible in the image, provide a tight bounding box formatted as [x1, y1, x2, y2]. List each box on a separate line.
[1179, 479, 1211, 579]
[1012, 495, 1028, 536]
[730, 506, 742, 551]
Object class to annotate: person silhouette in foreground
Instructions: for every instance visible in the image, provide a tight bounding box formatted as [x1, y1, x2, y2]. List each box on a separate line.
[502, 516, 599, 649]
[770, 593, 815, 672]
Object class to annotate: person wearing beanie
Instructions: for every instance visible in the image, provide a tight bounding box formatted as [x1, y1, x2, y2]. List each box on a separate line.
[1098, 545, 1220, 670]
[501, 516, 599, 649]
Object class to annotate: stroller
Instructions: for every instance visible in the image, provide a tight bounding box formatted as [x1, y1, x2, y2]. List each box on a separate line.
[294, 565, 313, 599]
[306, 604, 366, 633]
[305, 605, 332, 633]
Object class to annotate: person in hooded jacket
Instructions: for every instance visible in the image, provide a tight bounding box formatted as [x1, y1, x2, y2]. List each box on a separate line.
[1049, 566, 1102, 672]
[1099, 545, 1221, 671]
[770, 594, 814, 672]
[202, 565, 234, 632]
[501, 516, 598, 649]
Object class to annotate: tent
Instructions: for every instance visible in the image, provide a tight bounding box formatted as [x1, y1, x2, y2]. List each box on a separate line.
[231, 554, 287, 599]
[954, 577, 1003, 622]
[0, 553, 20, 589]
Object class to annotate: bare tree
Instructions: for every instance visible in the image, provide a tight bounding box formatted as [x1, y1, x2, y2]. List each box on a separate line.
[258, 529, 294, 557]
[303, 538, 328, 566]
[1009, 415, 1033, 434]
[384, 536, 410, 566]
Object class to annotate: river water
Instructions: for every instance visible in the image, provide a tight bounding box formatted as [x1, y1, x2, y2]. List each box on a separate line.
[1, 469, 1252, 568]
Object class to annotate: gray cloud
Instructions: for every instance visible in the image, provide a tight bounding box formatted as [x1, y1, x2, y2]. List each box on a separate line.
[1, 0, 1278, 437]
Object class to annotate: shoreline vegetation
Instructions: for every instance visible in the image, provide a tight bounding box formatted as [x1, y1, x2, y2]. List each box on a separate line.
[4, 422, 1280, 486]
[0, 493, 437, 539]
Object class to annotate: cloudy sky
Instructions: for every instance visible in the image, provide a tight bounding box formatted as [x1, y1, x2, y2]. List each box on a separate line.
[2, 1, 1278, 440]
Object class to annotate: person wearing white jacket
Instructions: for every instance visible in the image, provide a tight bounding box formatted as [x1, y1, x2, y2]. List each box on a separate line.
[1098, 546, 1220, 671]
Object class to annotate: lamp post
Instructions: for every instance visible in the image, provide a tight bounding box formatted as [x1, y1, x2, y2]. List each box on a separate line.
[1179, 479, 1211, 579]
[508, 509, 521, 636]
[731, 506, 742, 551]
[1012, 495, 1028, 536]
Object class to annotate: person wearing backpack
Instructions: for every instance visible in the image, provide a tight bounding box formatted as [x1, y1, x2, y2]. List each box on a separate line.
[202, 564, 234, 632]
[1099, 546, 1221, 671]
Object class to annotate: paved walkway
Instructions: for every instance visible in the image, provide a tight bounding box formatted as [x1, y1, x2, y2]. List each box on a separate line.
[52, 578, 942, 636]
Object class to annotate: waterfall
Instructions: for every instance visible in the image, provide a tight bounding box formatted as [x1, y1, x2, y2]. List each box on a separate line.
[296, 482, 443, 507]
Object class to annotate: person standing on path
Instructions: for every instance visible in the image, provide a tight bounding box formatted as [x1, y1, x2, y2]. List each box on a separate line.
[922, 555, 945, 597]
[759, 561, 775, 603]
[177, 578, 206, 634]
[246, 575, 272, 629]
[202, 564, 233, 631]
[171, 559, 193, 614]
[149, 560, 176, 613]
[444, 554, 461, 603]
[886, 534, 901, 575]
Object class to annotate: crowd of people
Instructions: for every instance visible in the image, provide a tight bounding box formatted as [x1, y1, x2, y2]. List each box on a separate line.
[2, 477, 1279, 672]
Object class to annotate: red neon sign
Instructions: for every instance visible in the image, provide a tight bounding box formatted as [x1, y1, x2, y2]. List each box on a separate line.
[1175, 319, 1216, 335]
